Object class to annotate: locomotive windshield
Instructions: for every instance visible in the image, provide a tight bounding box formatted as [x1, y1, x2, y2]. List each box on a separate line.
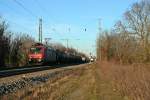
[30, 47, 42, 54]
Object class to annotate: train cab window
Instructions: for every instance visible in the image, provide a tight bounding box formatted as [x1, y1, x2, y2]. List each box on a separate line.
[30, 47, 42, 54]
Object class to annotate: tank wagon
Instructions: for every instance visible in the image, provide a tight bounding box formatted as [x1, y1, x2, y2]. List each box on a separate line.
[28, 43, 88, 64]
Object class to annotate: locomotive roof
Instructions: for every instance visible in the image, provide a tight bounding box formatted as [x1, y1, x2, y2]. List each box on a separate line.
[32, 43, 54, 49]
[34, 43, 44, 46]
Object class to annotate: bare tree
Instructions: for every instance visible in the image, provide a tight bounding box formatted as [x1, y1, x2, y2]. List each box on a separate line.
[123, 1, 150, 61]
[97, 0, 150, 63]
[0, 18, 10, 67]
[9, 34, 34, 66]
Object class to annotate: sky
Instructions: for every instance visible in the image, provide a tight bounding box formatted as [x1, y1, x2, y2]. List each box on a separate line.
[0, 0, 140, 56]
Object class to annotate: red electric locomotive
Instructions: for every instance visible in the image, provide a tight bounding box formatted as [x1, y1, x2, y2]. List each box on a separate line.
[28, 43, 57, 64]
[28, 43, 45, 63]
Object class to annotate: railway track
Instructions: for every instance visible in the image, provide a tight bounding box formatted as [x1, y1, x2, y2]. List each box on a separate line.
[0, 63, 84, 78]
[0, 63, 88, 96]
[0, 66, 52, 78]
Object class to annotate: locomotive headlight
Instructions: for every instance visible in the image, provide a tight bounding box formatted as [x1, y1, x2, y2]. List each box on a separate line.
[38, 58, 42, 62]
[29, 59, 31, 61]
[39, 56, 42, 59]
[38, 54, 42, 59]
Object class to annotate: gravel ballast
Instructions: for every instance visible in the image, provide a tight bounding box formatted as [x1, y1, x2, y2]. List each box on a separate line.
[0, 64, 87, 96]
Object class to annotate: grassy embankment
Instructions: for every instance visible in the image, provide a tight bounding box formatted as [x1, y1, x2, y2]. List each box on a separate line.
[2, 63, 125, 100]
[98, 61, 150, 100]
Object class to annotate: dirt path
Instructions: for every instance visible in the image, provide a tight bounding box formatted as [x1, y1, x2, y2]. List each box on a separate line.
[2, 63, 125, 100]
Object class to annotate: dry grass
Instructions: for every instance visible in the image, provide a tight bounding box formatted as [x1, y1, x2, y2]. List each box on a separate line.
[1, 67, 85, 100]
[97, 61, 150, 100]
[1, 64, 125, 100]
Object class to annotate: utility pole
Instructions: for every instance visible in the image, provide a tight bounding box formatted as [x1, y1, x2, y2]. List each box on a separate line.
[61, 39, 69, 49]
[39, 18, 42, 43]
[75, 39, 80, 52]
[45, 38, 51, 45]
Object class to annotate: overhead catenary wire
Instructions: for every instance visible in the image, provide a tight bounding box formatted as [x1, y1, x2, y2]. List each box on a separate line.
[2, 0, 91, 44]
[7, 19, 34, 34]
[33, 0, 59, 29]
[33, 0, 83, 34]
[0, 2, 37, 34]
[13, 0, 38, 18]
[12, 0, 44, 42]
[33, 0, 47, 16]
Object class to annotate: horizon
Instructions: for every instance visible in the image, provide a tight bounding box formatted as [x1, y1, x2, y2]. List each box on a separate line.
[0, 0, 139, 56]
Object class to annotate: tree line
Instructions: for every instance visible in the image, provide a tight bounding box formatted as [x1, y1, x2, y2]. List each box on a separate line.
[97, 0, 150, 64]
[0, 17, 34, 67]
[0, 17, 87, 67]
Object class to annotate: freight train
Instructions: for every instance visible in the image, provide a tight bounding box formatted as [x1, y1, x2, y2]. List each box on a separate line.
[28, 43, 88, 64]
